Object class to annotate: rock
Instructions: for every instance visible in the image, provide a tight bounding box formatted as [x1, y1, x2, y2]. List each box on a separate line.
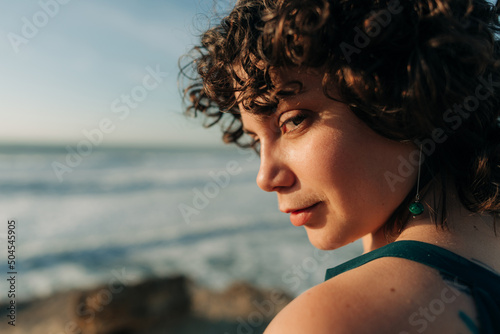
[0, 290, 84, 334]
[189, 280, 292, 321]
[75, 275, 191, 334]
[0, 275, 293, 334]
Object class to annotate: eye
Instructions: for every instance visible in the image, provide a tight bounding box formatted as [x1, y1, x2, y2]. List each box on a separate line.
[279, 112, 308, 134]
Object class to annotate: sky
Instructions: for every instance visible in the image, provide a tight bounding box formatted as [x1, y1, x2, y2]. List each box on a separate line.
[0, 0, 234, 148]
[2, 0, 497, 148]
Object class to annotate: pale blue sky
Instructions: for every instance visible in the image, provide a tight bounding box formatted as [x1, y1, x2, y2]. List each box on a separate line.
[0, 0, 233, 148]
[1, 1, 496, 148]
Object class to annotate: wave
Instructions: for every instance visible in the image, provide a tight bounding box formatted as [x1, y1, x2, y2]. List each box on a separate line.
[0, 146, 363, 302]
[0, 149, 260, 195]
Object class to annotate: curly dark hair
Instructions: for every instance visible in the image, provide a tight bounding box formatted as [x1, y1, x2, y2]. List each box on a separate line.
[179, 0, 500, 235]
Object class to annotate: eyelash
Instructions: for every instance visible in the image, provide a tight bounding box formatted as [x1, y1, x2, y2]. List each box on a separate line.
[243, 110, 308, 155]
[279, 112, 308, 134]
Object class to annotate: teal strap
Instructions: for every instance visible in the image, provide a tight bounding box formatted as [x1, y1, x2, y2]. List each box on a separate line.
[324, 240, 500, 334]
[325, 240, 499, 285]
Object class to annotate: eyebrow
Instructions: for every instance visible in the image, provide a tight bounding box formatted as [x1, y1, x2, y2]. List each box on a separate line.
[240, 80, 308, 135]
[276, 80, 304, 97]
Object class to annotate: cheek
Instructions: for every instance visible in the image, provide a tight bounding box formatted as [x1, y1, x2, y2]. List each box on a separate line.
[313, 131, 363, 181]
[288, 131, 347, 182]
[308, 129, 414, 215]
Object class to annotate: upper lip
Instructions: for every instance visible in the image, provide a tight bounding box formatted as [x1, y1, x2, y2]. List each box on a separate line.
[281, 202, 320, 214]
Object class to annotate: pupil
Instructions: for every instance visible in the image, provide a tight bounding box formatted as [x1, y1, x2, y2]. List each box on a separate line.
[293, 115, 305, 125]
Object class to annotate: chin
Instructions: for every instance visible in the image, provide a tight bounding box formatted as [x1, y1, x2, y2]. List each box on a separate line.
[306, 233, 346, 251]
[305, 227, 360, 251]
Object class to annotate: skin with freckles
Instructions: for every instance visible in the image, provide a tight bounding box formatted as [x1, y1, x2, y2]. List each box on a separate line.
[239, 69, 417, 250]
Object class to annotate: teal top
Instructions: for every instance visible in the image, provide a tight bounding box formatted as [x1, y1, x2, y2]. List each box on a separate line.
[325, 240, 500, 334]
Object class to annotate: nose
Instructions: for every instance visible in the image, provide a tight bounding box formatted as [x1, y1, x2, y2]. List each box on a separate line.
[256, 142, 294, 192]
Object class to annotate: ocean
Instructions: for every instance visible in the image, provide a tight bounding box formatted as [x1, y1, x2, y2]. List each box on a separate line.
[0, 144, 363, 302]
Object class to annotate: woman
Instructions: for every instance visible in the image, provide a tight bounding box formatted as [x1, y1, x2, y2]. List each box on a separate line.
[180, 0, 500, 332]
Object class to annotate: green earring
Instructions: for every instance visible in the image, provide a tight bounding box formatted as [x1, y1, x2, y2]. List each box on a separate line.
[409, 145, 424, 217]
[409, 199, 424, 216]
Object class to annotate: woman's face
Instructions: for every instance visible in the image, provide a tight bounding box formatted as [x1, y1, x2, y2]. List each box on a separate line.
[238, 70, 418, 250]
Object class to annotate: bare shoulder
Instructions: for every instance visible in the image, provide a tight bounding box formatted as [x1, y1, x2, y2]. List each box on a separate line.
[264, 257, 478, 334]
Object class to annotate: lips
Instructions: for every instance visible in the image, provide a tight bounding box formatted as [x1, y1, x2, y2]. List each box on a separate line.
[287, 202, 320, 227]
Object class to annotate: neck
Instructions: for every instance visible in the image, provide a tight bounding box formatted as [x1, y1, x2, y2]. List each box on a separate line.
[362, 227, 388, 253]
[363, 179, 500, 272]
